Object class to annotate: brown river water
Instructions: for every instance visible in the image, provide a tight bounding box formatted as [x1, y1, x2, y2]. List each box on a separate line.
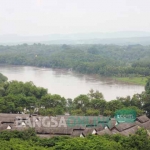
[0, 65, 144, 101]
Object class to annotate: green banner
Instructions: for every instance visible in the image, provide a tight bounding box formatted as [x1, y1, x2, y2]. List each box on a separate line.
[115, 109, 136, 123]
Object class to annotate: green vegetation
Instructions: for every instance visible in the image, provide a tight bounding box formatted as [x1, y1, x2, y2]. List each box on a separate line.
[113, 76, 147, 85]
[0, 73, 7, 84]
[0, 44, 150, 79]
[0, 128, 150, 150]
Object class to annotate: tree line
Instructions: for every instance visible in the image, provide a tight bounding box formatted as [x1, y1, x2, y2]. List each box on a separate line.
[0, 44, 150, 77]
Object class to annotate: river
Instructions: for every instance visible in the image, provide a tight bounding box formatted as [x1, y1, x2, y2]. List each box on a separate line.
[0, 65, 144, 101]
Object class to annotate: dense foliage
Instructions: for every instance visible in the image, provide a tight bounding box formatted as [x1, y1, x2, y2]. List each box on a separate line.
[0, 44, 150, 77]
[0, 73, 7, 84]
[0, 128, 150, 150]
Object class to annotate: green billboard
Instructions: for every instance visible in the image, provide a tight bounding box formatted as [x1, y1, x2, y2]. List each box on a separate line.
[115, 109, 136, 123]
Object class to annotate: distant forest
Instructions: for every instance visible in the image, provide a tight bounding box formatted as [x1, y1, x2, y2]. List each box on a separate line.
[0, 44, 150, 77]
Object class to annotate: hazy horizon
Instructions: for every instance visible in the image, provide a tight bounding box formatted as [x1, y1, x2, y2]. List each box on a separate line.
[1, 0, 150, 36]
[1, 31, 150, 37]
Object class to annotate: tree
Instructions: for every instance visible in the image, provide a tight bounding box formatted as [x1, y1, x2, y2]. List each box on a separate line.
[106, 100, 124, 116]
[66, 98, 73, 113]
[90, 99, 106, 114]
[71, 109, 84, 115]
[142, 78, 150, 117]
[41, 94, 66, 110]
[0, 73, 8, 84]
[117, 96, 131, 107]
[145, 77, 150, 93]
[86, 109, 99, 116]
[73, 95, 90, 113]
[88, 89, 104, 100]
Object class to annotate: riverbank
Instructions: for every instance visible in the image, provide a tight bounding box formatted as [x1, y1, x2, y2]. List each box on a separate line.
[0, 63, 147, 86]
[0, 65, 144, 100]
[113, 76, 147, 85]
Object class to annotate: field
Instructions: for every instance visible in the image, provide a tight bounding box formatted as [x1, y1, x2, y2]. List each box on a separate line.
[113, 76, 148, 85]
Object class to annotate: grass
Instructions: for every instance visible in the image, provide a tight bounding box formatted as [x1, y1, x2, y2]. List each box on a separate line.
[113, 76, 148, 86]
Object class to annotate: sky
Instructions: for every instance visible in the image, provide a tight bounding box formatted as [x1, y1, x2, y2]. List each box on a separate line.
[0, 0, 150, 36]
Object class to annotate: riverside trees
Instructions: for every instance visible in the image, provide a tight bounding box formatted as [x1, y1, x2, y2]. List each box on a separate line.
[0, 44, 150, 77]
[0, 72, 150, 117]
[0, 79, 146, 116]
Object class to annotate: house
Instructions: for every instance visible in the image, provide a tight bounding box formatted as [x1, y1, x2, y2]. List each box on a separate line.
[0, 113, 149, 138]
[35, 127, 73, 138]
[97, 122, 139, 136]
[113, 123, 136, 132]
[120, 125, 139, 136]
[0, 124, 13, 131]
[135, 115, 150, 130]
[80, 125, 104, 137]
[81, 128, 97, 137]
[111, 123, 139, 136]
[0, 116, 15, 131]
[72, 129, 85, 137]
[0, 118, 15, 124]
[136, 115, 149, 123]
[97, 128, 112, 135]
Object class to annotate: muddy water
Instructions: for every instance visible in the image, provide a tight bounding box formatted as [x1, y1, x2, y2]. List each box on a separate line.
[0, 65, 144, 101]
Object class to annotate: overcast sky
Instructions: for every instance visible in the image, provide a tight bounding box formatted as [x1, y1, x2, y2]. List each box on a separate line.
[0, 0, 150, 36]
